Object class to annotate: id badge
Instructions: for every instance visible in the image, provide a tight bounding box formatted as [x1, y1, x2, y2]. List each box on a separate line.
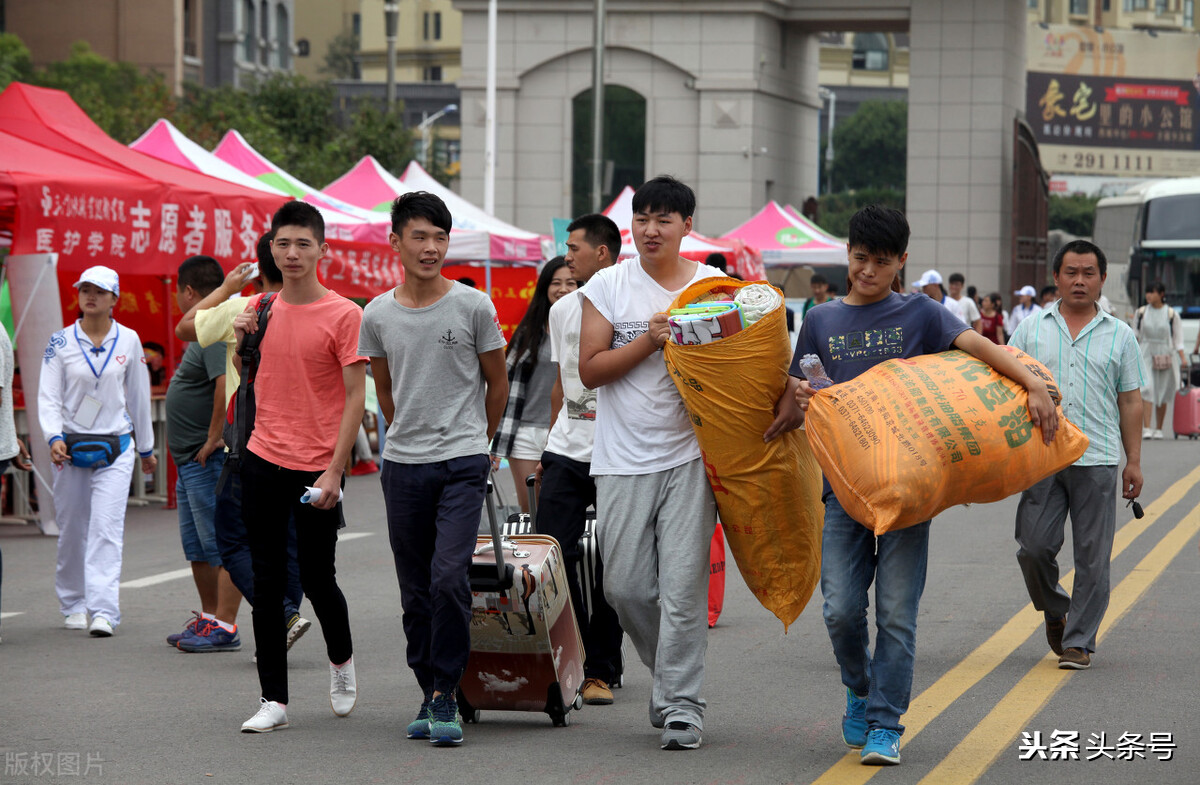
[74, 395, 103, 430]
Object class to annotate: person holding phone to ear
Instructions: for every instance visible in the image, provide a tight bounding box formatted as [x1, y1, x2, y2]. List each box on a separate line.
[38, 265, 156, 638]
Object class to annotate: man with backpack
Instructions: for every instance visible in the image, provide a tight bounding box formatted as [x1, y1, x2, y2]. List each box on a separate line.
[175, 233, 312, 655]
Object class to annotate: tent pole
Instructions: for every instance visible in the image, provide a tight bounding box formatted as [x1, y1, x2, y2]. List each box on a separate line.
[484, 0, 497, 215]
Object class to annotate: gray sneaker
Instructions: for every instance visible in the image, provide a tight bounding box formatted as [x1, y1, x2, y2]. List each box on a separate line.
[661, 721, 702, 750]
[285, 614, 312, 651]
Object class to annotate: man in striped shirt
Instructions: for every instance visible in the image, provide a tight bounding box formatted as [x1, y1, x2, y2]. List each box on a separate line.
[1008, 239, 1143, 672]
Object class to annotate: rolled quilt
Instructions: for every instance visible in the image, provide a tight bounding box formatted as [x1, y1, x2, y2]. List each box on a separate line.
[668, 302, 744, 345]
[734, 283, 783, 325]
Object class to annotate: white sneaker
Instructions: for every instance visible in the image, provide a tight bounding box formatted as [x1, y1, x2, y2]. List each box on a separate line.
[1153, 429, 1164, 440]
[241, 698, 289, 733]
[64, 612, 88, 630]
[330, 657, 357, 717]
[1142, 427, 1153, 439]
[87, 617, 113, 637]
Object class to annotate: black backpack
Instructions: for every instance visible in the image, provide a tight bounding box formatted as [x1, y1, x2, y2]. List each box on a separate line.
[216, 293, 276, 493]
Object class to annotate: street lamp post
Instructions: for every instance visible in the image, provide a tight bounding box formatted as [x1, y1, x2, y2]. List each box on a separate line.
[418, 103, 458, 170]
[818, 86, 836, 195]
[384, 2, 399, 108]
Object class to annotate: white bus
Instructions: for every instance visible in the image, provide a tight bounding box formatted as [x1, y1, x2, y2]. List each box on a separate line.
[1094, 177, 1200, 347]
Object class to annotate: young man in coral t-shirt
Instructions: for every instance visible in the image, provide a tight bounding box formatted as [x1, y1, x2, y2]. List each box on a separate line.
[233, 201, 367, 734]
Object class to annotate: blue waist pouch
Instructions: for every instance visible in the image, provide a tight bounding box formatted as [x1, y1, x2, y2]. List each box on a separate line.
[64, 433, 131, 469]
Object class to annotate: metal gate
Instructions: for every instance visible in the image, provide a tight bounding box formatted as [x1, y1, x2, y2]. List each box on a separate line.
[1012, 118, 1049, 289]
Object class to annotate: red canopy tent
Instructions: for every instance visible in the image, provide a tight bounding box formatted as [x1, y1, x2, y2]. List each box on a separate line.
[0, 84, 427, 355]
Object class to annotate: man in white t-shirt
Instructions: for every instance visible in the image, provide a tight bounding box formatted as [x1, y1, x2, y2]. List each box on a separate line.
[947, 273, 982, 332]
[534, 213, 625, 707]
[578, 176, 802, 751]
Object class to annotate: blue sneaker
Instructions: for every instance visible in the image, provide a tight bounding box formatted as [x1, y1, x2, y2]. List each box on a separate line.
[428, 693, 463, 746]
[406, 697, 432, 739]
[841, 688, 868, 749]
[177, 621, 242, 653]
[166, 611, 202, 647]
[860, 728, 902, 765]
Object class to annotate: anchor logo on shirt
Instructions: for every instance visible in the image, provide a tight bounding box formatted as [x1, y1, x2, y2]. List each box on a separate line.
[439, 329, 459, 347]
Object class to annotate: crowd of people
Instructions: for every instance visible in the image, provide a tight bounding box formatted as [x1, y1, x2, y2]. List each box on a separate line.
[5, 174, 1166, 765]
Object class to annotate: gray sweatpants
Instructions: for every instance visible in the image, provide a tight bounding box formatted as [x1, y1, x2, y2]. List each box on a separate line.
[1014, 464, 1118, 653]
[595, 458, 717, 729]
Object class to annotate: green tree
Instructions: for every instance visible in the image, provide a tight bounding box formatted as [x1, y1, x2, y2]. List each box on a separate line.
[321, 32, 360, 80]
[0, 33, 33, 91]
[34, 41, 171, 143]
[815, 187, 906, 238]
[1048, 193, 1099, 236]
[828, 100, 907, 192]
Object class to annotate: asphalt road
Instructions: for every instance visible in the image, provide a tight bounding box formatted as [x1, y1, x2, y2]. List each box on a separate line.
[1, 438, 1198, 785]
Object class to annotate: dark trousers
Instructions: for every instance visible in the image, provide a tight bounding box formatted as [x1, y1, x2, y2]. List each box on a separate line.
[214, 469, 302, 621]
[537, 451, 624, 682]
[381, 454, 489, 697]
[243, 449, 353, 705]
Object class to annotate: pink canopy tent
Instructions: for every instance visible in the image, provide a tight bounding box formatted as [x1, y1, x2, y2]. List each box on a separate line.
[208, 130, 406, 247]
[323, 154, 411, 215]
[720, 201, 846, 267]
[322, 156, 541, 262]
[783, 204, 847, 246]
[600, 187, 764, 280]
[398, 161, 546, 262]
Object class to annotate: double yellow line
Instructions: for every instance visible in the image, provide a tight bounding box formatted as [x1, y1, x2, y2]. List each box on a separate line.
[810, 464, 1200, 785]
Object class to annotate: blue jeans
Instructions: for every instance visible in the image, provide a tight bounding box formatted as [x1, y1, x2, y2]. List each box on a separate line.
[214, 468, 302, 620]
[821, 495, 930, 734]
[177, 452, 225, 566]
[381, 454, 489, 697]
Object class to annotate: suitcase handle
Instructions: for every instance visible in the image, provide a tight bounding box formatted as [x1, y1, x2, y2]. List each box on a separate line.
[473, 539, 532, 559]
[525, 473, 538, 533]
[484, 477, 508, 584]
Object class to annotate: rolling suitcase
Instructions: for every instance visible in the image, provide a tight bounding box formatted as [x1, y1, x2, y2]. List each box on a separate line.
[1190, 354, 1200, 388]
[457, 478, 585, 727]
[1173, 366, 1200, 439]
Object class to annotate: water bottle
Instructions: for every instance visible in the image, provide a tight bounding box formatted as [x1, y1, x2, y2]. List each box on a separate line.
[799, 354, 833, 390]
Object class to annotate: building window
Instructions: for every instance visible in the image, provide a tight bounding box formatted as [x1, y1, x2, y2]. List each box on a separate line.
[423, 65, 443, 82]
[243, 0, 257, 62]
[1155, 0, 1168, 12]
[424, 11, 441, 41]
[1123, 0, 1149, 10]
[1069, 0, 1089, 13]
[1186, 0, 1194, 26]
[1103, 0, 1111, 11]
[1028, 0, 1038, 8]
[851, 32, 889, 71]
[260, 1, 270, 66]
[276, 3, 290, 69]
[183, 0, 198, 58]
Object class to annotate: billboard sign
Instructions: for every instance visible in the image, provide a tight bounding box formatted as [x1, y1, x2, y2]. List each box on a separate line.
[1027, 22, 1200, 177]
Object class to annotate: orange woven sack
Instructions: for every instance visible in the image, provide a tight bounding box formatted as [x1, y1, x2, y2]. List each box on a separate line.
[805, 347, 1089, 535]
[663, 278, 822, 631]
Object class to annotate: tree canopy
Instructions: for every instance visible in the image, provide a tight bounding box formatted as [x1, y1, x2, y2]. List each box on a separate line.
[828, 99, 907, 193]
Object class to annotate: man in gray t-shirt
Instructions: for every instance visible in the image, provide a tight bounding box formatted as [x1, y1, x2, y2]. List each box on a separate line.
[356, 192, 508, 746]
[359, 282, 506, 462]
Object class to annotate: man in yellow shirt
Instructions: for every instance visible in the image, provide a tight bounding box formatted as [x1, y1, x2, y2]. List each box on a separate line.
[175, 232, 311, 653]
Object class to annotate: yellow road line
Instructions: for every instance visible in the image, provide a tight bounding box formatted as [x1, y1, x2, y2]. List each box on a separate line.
[808, 464, 1200, 785]
[918, 494, 1200, 783]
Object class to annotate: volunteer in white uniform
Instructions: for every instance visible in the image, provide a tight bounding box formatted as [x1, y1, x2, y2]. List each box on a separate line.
[38, 266, 156, 637]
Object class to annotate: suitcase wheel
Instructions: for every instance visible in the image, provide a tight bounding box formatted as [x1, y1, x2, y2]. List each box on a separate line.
[552, 712, 570, 728]
[572, 693, 584, 712]
[456, 689, 480, 724]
